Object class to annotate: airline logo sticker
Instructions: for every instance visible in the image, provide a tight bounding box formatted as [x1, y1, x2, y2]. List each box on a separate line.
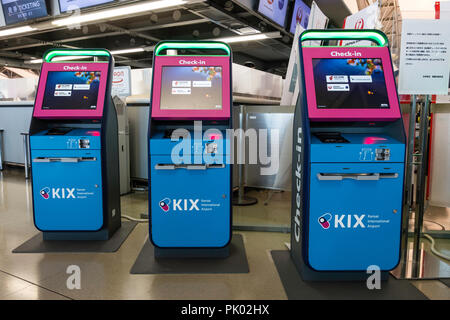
[354, 18, 365, 29]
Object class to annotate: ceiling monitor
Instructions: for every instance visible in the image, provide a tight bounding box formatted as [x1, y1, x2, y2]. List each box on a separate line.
[58, 0, 114, 13]
[1, 0, 48, 25]
[289, 0, 310, 34]
[257, 0, 288, 28]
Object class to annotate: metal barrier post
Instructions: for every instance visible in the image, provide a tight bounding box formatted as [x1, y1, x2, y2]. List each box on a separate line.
[21, 132, 30, 179]
[0, 129, 4, 171]
[412, 95, 431, 278]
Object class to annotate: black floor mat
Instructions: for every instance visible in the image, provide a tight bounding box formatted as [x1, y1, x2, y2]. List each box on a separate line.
[440, 278, 450, 287]
[130, 234, 249, 274]
[271, 250, 428, 300]
[12, 221, 137, 253]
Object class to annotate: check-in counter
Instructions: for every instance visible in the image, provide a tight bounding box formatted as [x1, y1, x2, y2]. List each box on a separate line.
[241, 105, 294, 191]
[125, 96, 150, 182]
[0, 101, 34, 165]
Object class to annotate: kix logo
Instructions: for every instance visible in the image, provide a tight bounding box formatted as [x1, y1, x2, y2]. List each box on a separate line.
[159, 198, 199, 212]
[318, 213, 365, 229]
[40, 187, 75, 200]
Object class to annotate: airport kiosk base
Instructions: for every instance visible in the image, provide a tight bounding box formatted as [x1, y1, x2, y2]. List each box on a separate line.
[12, 221, 137, 253]
[291, 252, 389, 282]
[130, 234, 249, 274]
[271, 250, 428, 300]
[154, 245, 229, 259]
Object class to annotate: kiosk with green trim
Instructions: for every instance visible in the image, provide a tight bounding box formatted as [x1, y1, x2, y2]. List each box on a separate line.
[148, 41, 232, 256]
[291, 30, 406, 280]
[29, 49, 121, 240]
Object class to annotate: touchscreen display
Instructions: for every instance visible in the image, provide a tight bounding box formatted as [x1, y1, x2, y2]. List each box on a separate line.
[312, 58, 390, 109]
[42, 71, 101, 110]
[160, 66, 223, 110]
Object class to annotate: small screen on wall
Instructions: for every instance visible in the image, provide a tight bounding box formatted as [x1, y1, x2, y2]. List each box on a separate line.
[1, 0, 48, 25]
[59, 0, 114, 13]
[257, 0, 288, 27]
[289, 0, 310, 33]
[312, 58, 390, 109]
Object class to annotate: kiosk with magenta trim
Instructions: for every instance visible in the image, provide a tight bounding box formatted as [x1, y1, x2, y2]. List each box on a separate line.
[29, 49, 121, 240]
[291, 30, 406, 280]
[148, 41, 232, 257]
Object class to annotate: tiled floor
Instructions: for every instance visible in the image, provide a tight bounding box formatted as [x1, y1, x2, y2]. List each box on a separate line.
[0, 167, 449, 300]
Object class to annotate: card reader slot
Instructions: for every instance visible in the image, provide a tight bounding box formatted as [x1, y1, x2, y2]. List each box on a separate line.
[154, 164, 225, 170]
[33, 157, 97, 163]
[317, 173, 398, 181]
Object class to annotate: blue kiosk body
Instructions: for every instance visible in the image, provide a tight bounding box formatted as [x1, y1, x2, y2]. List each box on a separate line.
[29, 49, 121, 240]
[148, 41, 232, 255]
[291, 30, 406, 280]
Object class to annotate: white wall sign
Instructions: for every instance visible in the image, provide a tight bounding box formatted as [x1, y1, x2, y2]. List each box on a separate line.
[398, 19, 450, 95]
[303, 1, 329, 47]
[112, 66, 132, 97]
[281, 1, 328, 106]
[280, 23, 303, 106]
[340, 1, 380, 47]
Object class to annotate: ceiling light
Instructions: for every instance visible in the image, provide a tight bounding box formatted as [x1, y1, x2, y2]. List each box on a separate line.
[52, 0, 187, 27]
[217, 33, 280, 44]
[236, 27, 261, 35]
[0, 26, 36, 37]
[27, 56, 92, 64]
[26, 48, 146, 64]
[111, 48, 145, 55]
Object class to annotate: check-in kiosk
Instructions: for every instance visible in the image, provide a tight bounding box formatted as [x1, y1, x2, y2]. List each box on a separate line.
[148, 41, 232, 256]
[291, 30, 406, 280]
[29, 49, 121, 240]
